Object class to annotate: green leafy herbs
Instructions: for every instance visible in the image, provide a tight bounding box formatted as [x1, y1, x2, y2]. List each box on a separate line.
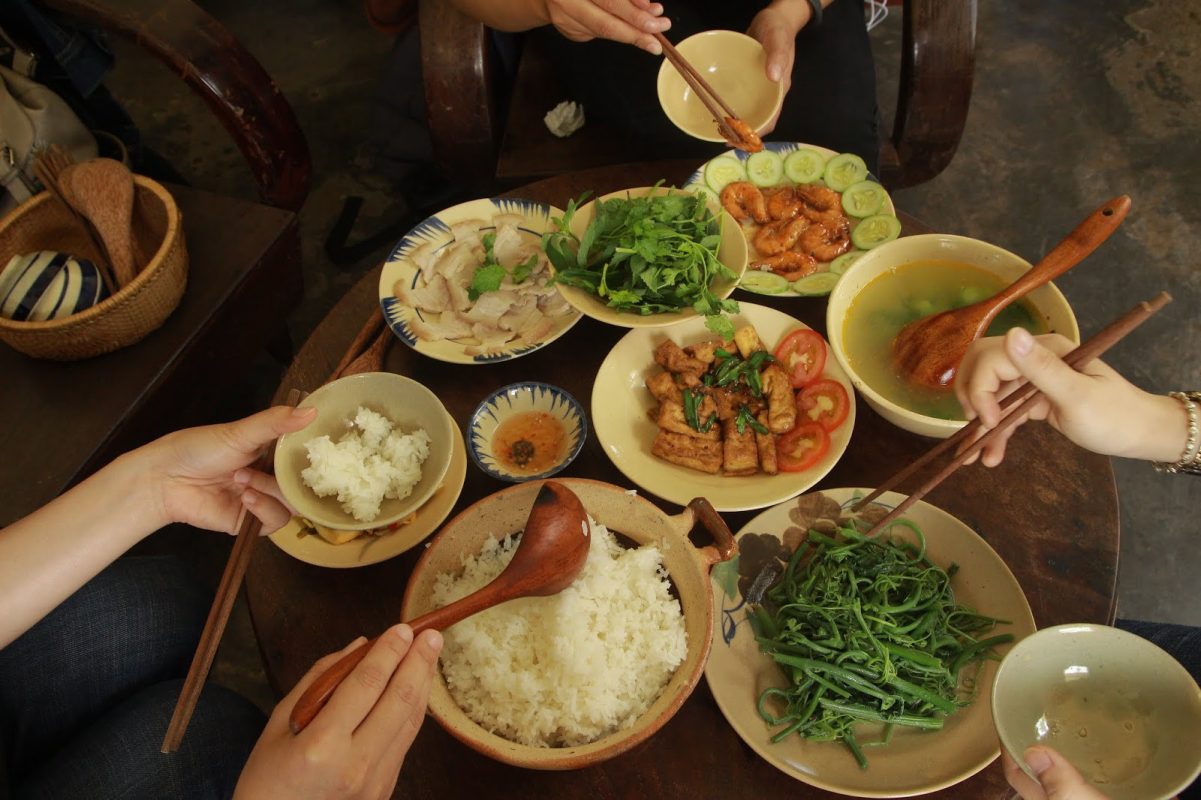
[750, 523, 1013, 769]
[682, 388, 717, 433]
[467, 231, 540, 301]
[735, 404, 769, 435]
[543, 187, 738, 333]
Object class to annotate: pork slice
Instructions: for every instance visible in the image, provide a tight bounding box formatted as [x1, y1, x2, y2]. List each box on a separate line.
[408, 310, 473, 341]
[492, 212, 525, 232]
[468, 321, 516, 350]
[497, 294, 540, 333]
[492, 225, 540, 268]
[446, 278, 472, 313]
[395, 273, 451, 314]
[435, 243, 480, 287]
[408, 239, 441, 273]
[536, 289, 573, 317]
[450, 219, 486, 248]
[519, 315, 556, 344]
[465, 290, 518, 326]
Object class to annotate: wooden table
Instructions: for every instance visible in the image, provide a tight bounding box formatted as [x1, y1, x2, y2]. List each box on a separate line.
[246, 163, 1119, 799]
[0, 184, 300, 527]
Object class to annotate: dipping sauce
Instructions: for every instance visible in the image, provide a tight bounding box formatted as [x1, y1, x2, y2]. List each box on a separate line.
[843, 259, 1049, 419]
[493, 411, 567, 475]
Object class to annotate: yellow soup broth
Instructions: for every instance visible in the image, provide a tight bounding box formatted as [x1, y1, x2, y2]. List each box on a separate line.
[843, 260, 1049, 419]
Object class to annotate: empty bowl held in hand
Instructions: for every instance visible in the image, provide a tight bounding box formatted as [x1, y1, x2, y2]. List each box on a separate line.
[274, 372, 455, 531]
[991, 623, 1201, 800]
[468, 382, 587, 482]
[656, 30, 784, 143]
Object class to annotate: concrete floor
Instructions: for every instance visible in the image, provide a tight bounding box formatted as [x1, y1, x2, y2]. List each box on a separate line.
[103, 0, 1199, 714]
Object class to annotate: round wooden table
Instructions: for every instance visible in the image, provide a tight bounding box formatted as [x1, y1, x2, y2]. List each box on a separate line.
[246, 163, 1119, 800]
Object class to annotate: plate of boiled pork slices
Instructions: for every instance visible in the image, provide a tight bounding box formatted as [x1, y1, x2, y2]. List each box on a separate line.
[378, 197, 583, 364]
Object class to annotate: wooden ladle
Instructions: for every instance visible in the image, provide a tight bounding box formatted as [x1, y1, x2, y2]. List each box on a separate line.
[288, 480, 591, 734]
[893, 195, 1132, 388]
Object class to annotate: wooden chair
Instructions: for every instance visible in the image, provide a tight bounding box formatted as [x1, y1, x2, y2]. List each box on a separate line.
[39, 0, 311, 211]
[418, 0, 976, 192]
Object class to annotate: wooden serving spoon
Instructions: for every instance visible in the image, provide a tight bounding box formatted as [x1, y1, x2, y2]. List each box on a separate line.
[63, 159, 140, 288]
[893, 195, 1132, 388]
[288, 480, 591, 734]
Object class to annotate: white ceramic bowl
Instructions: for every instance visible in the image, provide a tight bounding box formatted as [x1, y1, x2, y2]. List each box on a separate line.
[826, 234, 1080, 438]
[274, 372, 456, 530]
[992, 623, 1201, 800]
[468, 382, 587, 482]
[656, 30, 784, 143]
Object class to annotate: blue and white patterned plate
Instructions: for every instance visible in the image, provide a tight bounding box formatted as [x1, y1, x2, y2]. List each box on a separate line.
[378, 197, 583, 365]
[468, 382, 587, 482]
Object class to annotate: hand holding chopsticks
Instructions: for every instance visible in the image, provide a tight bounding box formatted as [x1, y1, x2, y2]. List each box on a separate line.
[855, 292, 1173, 538]
[655, 32, 765, 152]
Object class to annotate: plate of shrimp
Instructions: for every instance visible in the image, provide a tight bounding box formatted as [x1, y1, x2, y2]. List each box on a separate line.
[686, 142, 901, 298]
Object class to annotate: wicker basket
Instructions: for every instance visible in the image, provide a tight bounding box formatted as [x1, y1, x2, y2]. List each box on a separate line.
[0, 176, 187, 360]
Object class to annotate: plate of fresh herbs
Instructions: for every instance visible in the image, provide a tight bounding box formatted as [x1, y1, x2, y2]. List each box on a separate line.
[543, 185, 748, 338]
[705, 489, 1035, 797]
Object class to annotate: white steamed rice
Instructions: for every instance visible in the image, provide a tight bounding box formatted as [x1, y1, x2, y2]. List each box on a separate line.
[301, 406, 430, 522]
[432, 519, 688, 747]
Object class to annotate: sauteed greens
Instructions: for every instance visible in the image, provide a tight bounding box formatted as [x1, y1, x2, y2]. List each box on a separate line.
[750, 521, 1012, 769]
[543, 189, 739, 339]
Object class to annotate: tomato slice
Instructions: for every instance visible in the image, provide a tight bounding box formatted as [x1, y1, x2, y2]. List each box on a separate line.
[798, 379, 850, 432]
[773, 329, 827, 388]
[777, 422, 830, 472]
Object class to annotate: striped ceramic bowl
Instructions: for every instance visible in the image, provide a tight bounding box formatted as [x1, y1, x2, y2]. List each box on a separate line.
[468, 382, 587, 482]
[0, 251, 109, 322]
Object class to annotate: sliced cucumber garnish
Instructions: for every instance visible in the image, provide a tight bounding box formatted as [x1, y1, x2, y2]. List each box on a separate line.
[746, 150, 785, 187]
[792, 271, 841, 296]
[841, 180, 889, 218]
[784, 148, 827, 184]
[823, 153, 869, 192]
[740, 270, 790, 295]
[690, 184, 720, 206]
[829, 250, 866, 276]
[705, 156, 747, 193]
[850, 214, 902, 250]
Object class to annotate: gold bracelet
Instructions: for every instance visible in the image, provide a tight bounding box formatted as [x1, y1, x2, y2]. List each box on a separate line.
[1153, 391, 1201, 475]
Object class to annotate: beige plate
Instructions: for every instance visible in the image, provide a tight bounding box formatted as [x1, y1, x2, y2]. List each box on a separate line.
[705, 488, 1037, 797]
[379, 197, 582, 364]
[552, 186, 748, 328]
[269, 419, 467, 568]
[591, 302, 854, 512]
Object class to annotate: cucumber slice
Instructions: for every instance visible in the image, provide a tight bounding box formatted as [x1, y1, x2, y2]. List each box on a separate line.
[704, 156, 747, 193]
[841, 180, 889, 218]
[784, 148, 827, 184]
[792, 271, 841, 296]
[746, 150, 785, 187]
[851, 214, 902, 250]
[690, 184, 720, 206]
[739, 270, 790, 295]
[829, 250, 866, 276]
[823, 153, 869, 192]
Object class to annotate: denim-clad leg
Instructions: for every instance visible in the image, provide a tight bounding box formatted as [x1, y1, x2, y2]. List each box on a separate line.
[0, 555, 266, 799]
[1115, 618, 1201, 683]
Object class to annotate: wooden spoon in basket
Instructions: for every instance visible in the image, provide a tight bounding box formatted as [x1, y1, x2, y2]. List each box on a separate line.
[61, 159, 141, 288]
[287, 480, 591, 734]
[893, 195, 1132, 388]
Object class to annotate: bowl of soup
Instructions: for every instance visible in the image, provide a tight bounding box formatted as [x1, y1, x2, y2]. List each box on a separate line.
[826, 234, 1080, 438]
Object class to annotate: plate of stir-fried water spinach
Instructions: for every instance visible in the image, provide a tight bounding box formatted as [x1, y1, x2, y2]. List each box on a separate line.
[543, 185, 748, 337]
[705, 488, 1035, 797]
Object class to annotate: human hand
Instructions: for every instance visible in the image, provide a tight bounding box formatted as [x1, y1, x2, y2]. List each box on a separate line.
[139, 405, 317, 535]
[545, 0, 671, 54]
[747, 0, 814, 134]
[953, 328, 1187, 466]
[1003, 746, 1111, 800]
[235, 624, 443, 800]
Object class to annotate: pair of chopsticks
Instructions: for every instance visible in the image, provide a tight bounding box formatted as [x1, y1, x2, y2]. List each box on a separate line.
[162, 309, 387, 753]
[655, 33, 747, 147]
[854, 292, 1173, 538]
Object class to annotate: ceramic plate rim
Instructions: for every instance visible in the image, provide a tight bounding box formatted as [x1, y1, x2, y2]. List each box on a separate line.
[378, 196, 583, 364]
[704, 488, 1037, 797]
[590, 302, 854, 512]
[267, 419, 467, 568]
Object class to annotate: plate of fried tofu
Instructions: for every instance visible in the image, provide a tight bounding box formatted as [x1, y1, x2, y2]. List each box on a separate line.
[591, 302, 855, 511]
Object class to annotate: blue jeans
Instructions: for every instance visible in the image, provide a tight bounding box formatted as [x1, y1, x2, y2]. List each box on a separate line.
[0, 556, 265, 800]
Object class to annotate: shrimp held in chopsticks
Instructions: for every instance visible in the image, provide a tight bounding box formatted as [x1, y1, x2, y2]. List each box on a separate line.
[723, 116, 763, 152]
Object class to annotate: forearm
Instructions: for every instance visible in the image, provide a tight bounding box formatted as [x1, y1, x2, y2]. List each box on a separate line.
[767, 0, 835, 31]
[1122, 391, 1192, 463]
[0, 449, 166, 647]
[446, 0, 550, 32]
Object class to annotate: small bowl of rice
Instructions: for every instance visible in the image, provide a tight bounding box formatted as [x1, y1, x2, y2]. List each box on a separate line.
[400, 478, 737, 769]
[274, 372, 455, 531]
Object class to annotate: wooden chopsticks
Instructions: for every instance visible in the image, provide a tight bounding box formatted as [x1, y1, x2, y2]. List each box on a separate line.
[160, 387, 303, 753]
[855, 292, 1173, 539]
[654, 32, 742, 145]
